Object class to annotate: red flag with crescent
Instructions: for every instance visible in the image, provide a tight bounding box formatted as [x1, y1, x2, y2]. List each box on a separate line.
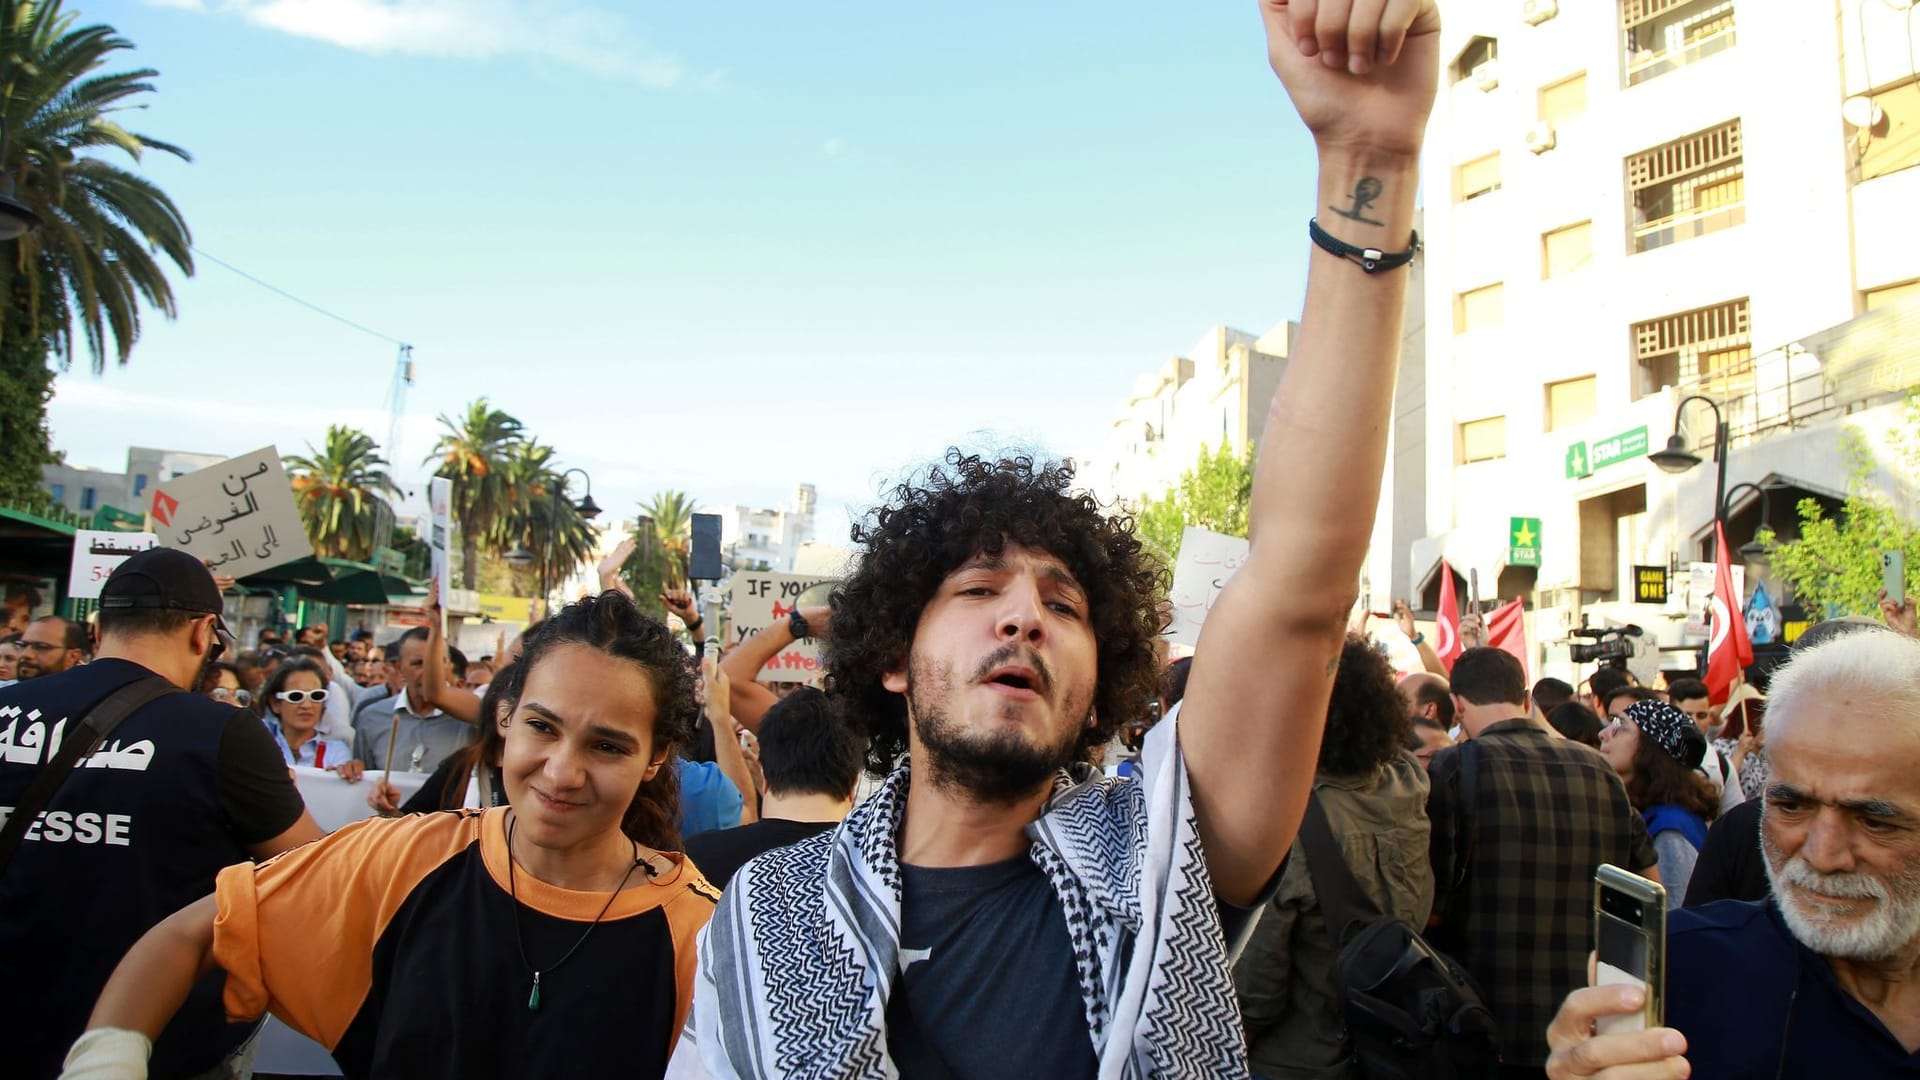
[1435, 560, 1464, 672]
[1705, 520, 1755, 704]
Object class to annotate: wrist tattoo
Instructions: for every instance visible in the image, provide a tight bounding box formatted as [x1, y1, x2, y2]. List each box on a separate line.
[1329, 176, 1385, 226]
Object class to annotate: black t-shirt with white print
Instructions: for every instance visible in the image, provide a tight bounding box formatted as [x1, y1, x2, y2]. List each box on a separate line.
[895, 854, 1099, 1080]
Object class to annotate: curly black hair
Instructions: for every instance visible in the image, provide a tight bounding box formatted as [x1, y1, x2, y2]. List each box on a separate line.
[510, 591, 700, 851]
[828, 450, 1169, 778]
[1318, 634, 1415, 776]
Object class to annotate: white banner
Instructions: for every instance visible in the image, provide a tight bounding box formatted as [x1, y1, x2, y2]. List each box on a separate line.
[291, 766, 427, 833]
[1165, 526, 1249, 647]
[67, 530, 158, 600]
[728, 571, 838, 682]
[149, 447, 312, 579]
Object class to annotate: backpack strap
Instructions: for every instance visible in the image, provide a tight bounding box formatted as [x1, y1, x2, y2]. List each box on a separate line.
[0, 674, 176, 878]
[1451, 738, 1482, 892]
[1297, 789, 1383, 941]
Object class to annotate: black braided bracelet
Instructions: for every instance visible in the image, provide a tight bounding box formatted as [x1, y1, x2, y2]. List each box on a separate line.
[1309, 217, 1421, 274]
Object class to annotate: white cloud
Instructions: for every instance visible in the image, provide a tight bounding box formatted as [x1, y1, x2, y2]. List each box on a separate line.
[153, 0, 686, 86]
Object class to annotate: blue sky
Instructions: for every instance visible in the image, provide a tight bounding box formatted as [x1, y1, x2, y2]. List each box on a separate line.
[52, 0, 1324, 537]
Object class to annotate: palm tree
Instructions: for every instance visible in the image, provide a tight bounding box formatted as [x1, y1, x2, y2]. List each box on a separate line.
[0, 0, 194, 503]
[638, 489, 696, 589]
[427, 399, 523, 589]
[500, 439, 597, 597]
[284, 426, 401, 562]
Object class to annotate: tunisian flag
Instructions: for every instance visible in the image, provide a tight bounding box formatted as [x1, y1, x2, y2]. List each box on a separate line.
[1435, 561, 1464, 672]
[1486, 597, 1531, 682]
[1705, 520, 1755, 704]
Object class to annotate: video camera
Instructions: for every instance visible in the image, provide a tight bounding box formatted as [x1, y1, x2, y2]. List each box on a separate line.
[1565, 620, 1645, 665]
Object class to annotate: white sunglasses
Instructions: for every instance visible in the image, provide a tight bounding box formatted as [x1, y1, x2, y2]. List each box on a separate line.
[274, 688, 331, 704]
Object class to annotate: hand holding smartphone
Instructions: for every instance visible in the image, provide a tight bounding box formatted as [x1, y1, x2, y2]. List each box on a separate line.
[1594, 864, 1666, 1036]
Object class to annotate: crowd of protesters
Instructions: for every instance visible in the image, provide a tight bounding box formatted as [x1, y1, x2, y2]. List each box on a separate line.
[6, 5, 1920, 1078]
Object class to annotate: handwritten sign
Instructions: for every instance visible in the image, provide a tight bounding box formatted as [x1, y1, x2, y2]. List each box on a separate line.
[428, 477, 452, 608]
[1166, 526, 1249, 647]
[67, 530, 159, 600]
[150, 446, 312, 579]
[728, 571, 838, 682]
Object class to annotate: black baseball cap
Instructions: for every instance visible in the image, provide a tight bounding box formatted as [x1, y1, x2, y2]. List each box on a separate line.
[99, 548, 228, 620]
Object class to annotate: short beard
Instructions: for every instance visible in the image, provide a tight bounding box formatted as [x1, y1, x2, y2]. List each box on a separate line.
[907, 649, 1087, 806]
[1762, 823, 1920, 960]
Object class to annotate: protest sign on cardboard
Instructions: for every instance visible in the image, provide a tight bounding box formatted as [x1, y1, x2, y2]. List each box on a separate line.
[728, 570, 839, 682]
[1166, 526, 1250, 647]
[429, 477, 453, 608]
[150, 447, 312, 579]
[67, 530, 159, 600]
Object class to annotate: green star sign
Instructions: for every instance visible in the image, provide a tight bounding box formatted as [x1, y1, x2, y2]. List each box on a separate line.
[1565, 442, 1590, 480]
[1509, 516, 1541, 568]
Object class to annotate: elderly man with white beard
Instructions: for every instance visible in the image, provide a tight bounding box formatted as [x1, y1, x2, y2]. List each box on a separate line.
[1543, 627, 1920, 1078]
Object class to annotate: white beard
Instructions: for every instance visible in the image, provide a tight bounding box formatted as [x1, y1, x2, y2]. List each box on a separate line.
[1763, 831, 1920, 960]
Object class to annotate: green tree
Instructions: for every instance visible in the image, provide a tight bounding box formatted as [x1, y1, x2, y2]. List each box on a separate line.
[499, 439, 599, 601]
[637, 489, 696, 589]
[284, 425, 400, 561]
[1768, 417, 1920, 617]
[426, 398, 523, 589]
[618, 516, 676, 623]
[0, 0, 193, 502]
[1134, 441, 1255, 560]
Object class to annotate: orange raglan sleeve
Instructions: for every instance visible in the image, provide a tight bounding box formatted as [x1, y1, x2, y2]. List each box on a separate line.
[213, 810, 485, 1049]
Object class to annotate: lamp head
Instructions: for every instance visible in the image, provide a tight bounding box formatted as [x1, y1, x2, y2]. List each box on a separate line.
[1648, 434, 1702, 474]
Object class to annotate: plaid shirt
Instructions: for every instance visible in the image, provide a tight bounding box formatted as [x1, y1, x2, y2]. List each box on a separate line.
[1426, 719, 1656, 1068]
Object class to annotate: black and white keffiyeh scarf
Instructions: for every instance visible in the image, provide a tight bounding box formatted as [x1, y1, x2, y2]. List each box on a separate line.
[668, 714, 1251, 1079]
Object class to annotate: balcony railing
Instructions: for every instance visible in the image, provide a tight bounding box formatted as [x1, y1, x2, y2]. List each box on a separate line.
[1631, 202, 1745, 252]
[1678, 298, 1920, 454]
[1626, 22, 1736, 86]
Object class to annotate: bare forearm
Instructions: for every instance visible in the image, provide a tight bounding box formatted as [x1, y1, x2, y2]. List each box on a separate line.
[88, 896, 219, 1040]
[1182, 154, 1419, 904]
[1248, 153, 1417, 610]
[719, 627, 792, 731]
[708, 712, 759, 825]
[1417, 639, 1447, 677]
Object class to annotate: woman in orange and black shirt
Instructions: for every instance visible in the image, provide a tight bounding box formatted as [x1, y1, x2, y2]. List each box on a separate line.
[60, 593, 718, 1079]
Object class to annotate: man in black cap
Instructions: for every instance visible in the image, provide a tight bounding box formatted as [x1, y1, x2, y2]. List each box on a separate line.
[0, 548, 321, 1079]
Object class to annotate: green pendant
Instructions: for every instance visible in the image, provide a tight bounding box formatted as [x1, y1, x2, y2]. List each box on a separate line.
[528, 973, 542, 1013]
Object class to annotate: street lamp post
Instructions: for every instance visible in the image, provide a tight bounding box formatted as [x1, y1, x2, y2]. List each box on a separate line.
[540, 468, 602, 615]
[1648, 394, 1731, 559]
[1720, 481, 1774, 562]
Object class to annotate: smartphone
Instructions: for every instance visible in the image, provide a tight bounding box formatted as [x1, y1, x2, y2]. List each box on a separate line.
[1594, 865, 1666, 1035]
[1886, 551, 1908, 606]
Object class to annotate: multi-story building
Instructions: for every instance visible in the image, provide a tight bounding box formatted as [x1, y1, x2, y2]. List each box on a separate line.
[718, 484, 818, 573]
[1405, 0, 1920, 681]
[41, 447, 228, 521]
[1085, 323, 1296, 506]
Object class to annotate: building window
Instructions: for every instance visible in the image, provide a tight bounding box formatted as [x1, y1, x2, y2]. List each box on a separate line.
[1628, 119, 1744, 252]
[1459, 416, 1508, 464]
[1621, 0, 1736, 86]
[81, 487, 97, 511]
[1578, 484, 1648, 598]
[133, 473, 148, 496]
[1456, 152, 1502, 201]
[1865, 277, 1920, 311]
[1854, 76, 1920, 182]
[1543, 221, 1594, 278]
[50, 483, 65, 503]
[1546, 376, 1599, 432]
[1540, 72, 1588, 126]
[1631, 298, 1750, 399]
[1455, 283, 1505, 333]
[1452, 36, 1498, 84]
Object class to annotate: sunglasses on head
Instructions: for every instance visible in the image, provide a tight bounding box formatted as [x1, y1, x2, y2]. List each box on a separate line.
[274, 688, 330, 704]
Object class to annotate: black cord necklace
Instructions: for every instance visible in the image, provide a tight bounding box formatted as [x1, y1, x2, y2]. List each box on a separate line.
[506, 815, 649, 1013]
